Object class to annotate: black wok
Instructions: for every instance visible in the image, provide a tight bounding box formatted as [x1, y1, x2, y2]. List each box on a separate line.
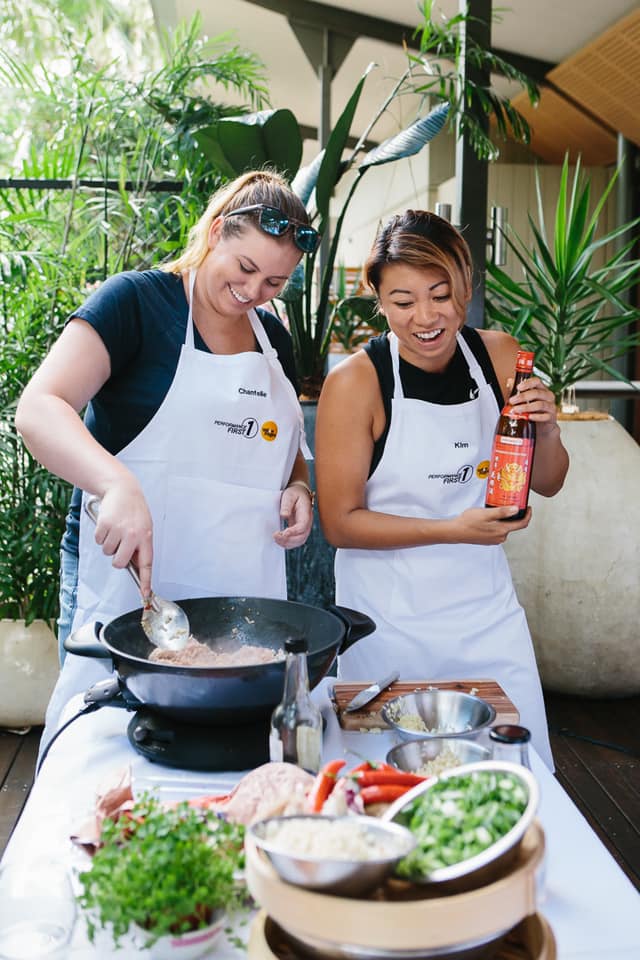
[65, 596, 375, 724]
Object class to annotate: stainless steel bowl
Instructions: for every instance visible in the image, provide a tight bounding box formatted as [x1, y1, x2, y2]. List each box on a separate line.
[381, 690, 496, 742]
[382, 760, 539, 893]
[247, 814, 416, 897]
[386, 736, 491, 774]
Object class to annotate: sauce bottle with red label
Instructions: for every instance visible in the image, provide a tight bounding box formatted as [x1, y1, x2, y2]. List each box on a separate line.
[485, 350, 536, 520]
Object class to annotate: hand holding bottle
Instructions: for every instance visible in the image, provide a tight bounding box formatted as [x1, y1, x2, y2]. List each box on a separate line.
[450, 505, 532, 545]
[506, 375, 559, 437]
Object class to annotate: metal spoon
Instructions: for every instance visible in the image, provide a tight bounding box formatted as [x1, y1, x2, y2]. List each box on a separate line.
[84, 496, 190, 651]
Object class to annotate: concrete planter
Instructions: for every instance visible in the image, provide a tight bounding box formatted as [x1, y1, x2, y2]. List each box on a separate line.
[504, 417, 640, 696]
[0, 619, 59, 726]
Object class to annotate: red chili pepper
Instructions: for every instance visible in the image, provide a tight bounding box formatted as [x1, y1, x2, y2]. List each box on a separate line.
[352, 770, 425, 788]
[360, 783, 413, 805]
[349, 760, 396, 774]
[308, 759, 347, 812]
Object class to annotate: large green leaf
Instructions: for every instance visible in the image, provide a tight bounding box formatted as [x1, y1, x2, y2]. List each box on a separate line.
[193, 108, 302, 179]
[291, 149, 325, 207]
[193, 126, 237, 178]
[314, 62, 375, 221]
[358, 102, 449, 170]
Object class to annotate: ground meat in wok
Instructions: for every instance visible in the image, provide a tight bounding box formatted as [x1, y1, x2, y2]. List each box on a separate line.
[148, 636, 285, 667]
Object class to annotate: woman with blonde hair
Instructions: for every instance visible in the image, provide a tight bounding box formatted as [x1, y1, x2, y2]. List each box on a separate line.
[316, 209, 568, 768]
[16, 170, 319, 754]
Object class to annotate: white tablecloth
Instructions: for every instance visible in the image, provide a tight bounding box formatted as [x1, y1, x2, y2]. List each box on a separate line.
[2, 678, 639, 959]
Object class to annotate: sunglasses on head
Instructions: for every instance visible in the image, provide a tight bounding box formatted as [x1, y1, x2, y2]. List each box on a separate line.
[224, 203, 321, 254]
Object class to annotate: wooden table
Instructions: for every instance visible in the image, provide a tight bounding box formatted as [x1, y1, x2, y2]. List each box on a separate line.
[2, 680, 639, 958]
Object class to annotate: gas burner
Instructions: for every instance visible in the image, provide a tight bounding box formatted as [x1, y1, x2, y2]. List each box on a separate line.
[127, 708, 270, 771]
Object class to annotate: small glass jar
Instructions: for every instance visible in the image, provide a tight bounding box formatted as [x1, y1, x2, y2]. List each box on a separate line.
[489, 724, 547, 901]
[489, 724, 532, 769]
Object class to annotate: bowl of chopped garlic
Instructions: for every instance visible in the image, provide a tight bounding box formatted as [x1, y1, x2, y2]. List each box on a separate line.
[381, 690, 496, 742]
[386, 736, 492, 776]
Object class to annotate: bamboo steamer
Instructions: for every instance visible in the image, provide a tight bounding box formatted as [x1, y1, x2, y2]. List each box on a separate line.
[245, 821, 548, 960]
[248, 911, 556, 960]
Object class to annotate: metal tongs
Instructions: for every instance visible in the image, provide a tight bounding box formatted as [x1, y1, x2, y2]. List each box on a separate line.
[84, 495, 190, 651]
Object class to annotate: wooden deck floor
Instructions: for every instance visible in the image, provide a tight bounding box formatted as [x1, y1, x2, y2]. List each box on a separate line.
[1, 695, 639, 893]
[0, 725, 41, 856]
[545, 690, 640, 891]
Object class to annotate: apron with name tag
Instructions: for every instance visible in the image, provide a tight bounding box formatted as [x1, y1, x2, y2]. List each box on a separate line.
[336, 331, 553, 768]
[42, 269, 308, 747]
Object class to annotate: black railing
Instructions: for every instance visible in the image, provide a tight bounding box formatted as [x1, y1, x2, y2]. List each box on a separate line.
[574, 381, 640, 398]
[0, 178, 183, 192]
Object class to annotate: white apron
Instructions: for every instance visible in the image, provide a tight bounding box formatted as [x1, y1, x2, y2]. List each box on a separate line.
[42, 270, 308, 748]
[336, 332, 553, 769]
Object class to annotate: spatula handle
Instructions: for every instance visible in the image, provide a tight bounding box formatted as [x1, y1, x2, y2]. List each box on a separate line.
[83, 494, 156, 607]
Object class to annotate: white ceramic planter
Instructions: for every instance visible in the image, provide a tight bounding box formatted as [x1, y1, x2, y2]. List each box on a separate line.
[504, 417, 640, 696]
[136, 911, 226, 960]
[0, 619, 59, 726]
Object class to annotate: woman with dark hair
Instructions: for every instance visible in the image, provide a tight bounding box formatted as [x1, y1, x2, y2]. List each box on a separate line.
[16, 170, 319, 750]
[316, 210, 568, 768]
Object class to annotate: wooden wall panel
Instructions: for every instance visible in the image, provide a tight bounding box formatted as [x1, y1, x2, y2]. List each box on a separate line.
[548, 8, 640, 147]
[509, 87, 617, 165]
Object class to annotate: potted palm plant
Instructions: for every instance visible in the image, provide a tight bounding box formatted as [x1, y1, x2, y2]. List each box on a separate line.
[0, 254, 71, 726]
[485, 154, 640, 696]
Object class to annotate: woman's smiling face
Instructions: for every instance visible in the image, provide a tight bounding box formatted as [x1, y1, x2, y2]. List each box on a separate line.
[377, 262, 464, 372]
[199, 217, 301, 316]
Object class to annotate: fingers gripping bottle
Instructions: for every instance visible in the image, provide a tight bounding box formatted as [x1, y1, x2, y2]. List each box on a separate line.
[485, 350, 536, 521]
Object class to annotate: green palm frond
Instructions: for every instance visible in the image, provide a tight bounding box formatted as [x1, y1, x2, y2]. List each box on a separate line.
[486, 154, 640, 403]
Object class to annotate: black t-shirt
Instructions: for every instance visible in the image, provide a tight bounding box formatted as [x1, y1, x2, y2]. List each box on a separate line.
[364, 327, 503, 475]
[61, 269, 298, 555]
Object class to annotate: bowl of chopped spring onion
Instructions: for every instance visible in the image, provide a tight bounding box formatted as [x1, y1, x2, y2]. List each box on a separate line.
[382, 761, 539, 892]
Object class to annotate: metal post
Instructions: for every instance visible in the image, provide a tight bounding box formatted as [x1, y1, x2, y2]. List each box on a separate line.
[611, 135, 635, 429]
[434, 202, 452, 222]
[455, 0, 492, 329]
[317, 30, 332, 307]
[490, 206, 507, 267]
[288, 22, 354, 349]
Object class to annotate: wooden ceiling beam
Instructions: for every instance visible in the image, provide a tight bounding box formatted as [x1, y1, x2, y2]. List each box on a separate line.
[241, 0, 556, 82]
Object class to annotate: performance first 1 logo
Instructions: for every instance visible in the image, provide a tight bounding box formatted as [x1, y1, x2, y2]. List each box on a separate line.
[213, 416, 259, 437]
[211, 415, 279, 441]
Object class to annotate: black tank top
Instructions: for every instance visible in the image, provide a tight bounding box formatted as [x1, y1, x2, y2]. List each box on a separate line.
[364, 327, 503, 476]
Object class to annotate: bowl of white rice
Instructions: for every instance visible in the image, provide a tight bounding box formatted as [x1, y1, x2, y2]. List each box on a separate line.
[381, 690, 496, 742]
[247, 814, 416, 897]
[386, 736, 491, 776]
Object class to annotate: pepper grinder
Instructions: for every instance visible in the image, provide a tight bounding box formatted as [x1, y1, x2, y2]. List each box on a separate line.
[489, 724, 532, 768]
[489, 723, 548, 901]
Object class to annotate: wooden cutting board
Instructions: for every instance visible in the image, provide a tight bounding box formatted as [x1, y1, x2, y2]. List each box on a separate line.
[332, 679, 519, 730]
